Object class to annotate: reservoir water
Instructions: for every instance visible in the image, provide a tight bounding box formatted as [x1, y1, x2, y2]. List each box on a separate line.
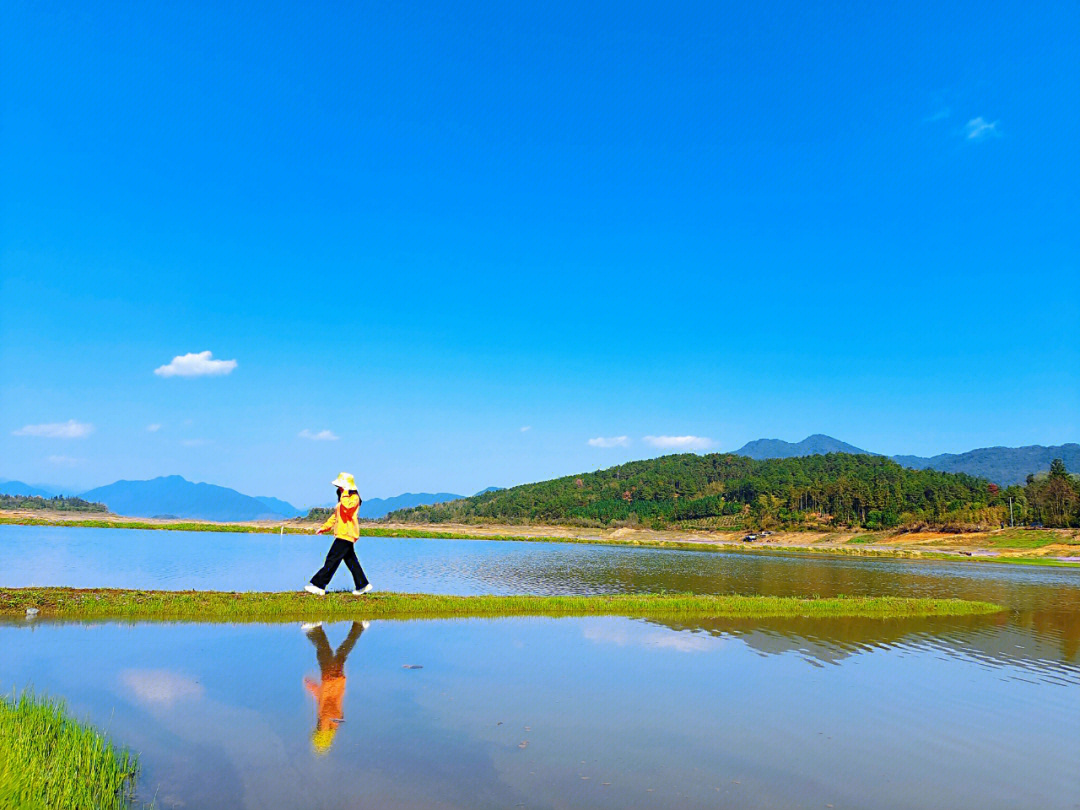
[2, 525, 1078, 808]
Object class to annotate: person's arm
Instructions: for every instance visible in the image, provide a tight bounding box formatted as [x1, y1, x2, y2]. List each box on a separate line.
[316, 508, 337, 535]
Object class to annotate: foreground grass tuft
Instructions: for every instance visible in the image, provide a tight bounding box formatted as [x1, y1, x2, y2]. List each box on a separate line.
[0, 691, 138, 810]
[0, 587, 1003, 623]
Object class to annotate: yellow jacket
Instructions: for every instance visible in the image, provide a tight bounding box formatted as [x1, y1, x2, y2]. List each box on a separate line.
[321, 492, 361, 542]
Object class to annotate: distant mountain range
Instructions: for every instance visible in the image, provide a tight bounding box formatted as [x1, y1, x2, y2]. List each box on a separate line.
[359, 492, 465, 519]
[0, 479, 59, 498]
[80, 476, 294, 522]
[736, 435, 871, 459]
[0, 475, 493, 522]
[1, 439, 1075, 521]
[734, 435, 1080, 486]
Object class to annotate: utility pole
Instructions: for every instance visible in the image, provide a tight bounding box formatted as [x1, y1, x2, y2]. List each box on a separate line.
[1009, 496, 1014, 528]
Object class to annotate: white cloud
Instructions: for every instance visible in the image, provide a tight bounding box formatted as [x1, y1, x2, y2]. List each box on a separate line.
[154, 351, 237, 378]
[923, 107, 951, 123]
[588, 436, 629, 448]
[182, 438, 210, 447]
[520, 426, 532, 432]
[643, 435, 713, 451]
[299, 429, 339, 441]
[146, 423, 162, 432]
[121, 669, 204, 706]
[13, 420, 94, 438]
[47, 455, 83, 467]
[965, 117, 1000, 140]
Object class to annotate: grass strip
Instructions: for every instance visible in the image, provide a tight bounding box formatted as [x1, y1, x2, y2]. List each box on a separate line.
[0, 588, 1003, 623]
[0, 691, 138, 810]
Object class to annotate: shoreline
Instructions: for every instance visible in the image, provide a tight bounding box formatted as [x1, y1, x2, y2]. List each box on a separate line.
[3, 511, 1078, 567]
[0, 587, 1003, 622]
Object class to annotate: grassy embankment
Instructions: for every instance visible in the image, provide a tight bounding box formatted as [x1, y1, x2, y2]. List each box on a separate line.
[0, 587, 1003, 622]
[4, 512, 1079, 567]
[0, 691, 138, 810]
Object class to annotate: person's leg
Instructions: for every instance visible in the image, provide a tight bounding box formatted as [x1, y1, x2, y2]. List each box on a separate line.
[333, 620, 366, 666]
[305, 625, 335, 673]
[341, 543, 369, 590]
[311, 539, 349, 590]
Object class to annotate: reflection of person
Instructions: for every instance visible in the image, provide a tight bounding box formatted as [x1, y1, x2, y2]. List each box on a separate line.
[305, 472, 372, 596]
[303, 620, 367, 754]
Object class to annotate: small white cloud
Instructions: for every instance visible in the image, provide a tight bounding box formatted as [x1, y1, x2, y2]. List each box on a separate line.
[182, 438, 210, 447]
[121, 669, 204, 706]
[588, 436, 629, 448]
[47, 455, 82, 467]
[923, 107, 950, 123]
[643, 435, 713, 451]
[965, 117, 1000, 140]
[154, 351, 237, 378]
[146, 423, 162, 432]
[13, 420, 94, 438]
[299, 429, 339, 441]
[520, 426, 532, 432]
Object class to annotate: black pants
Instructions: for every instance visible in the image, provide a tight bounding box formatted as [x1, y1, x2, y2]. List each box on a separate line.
[311, 538, 369, 590]
[307, 621, 365, 676]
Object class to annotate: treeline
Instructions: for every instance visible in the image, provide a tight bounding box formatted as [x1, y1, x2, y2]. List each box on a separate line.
[0, 494, 108, 513]
[388, 453, 1080, 531]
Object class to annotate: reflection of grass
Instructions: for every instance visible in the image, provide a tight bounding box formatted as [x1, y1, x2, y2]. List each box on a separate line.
[0, 587, 1003, 622]
[0, 691, 138, 810]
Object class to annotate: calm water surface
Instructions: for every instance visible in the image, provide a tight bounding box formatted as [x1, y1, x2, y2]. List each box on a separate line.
[2, 525, 1078, 808]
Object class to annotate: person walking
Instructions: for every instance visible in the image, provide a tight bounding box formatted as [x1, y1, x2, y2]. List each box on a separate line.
[305, 472, 372, 596]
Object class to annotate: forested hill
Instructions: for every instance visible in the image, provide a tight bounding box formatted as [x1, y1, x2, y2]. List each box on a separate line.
[388, 453, 1080, 530]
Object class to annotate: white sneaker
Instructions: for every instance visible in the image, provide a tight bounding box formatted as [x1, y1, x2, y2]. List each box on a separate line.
[300, 622, 322, 631]
[352, 584, 373, 595]
[304, 584, 326, 596]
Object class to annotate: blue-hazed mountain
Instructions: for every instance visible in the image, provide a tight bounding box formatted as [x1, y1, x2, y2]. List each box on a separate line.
[734, 435, 1080, 486]
[0, 479, 57, 497]
[80, 476, 295, 521]
[253, 495, 305, 518]
[892, 444, 1080, 487]
[736, 434, 873, 459]
[360, 492, 465, 519]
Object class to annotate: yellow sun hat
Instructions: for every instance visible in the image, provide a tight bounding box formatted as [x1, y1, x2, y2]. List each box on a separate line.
[311, 726, 337, 754]
[331, 472, 357, 491]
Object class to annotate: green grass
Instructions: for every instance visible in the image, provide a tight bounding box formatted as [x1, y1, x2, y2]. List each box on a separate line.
[985, 529, 1078, 549]
[846, 534, 880, 544]
[0, 691, 138, 810]
[0, 587, 1003, 623]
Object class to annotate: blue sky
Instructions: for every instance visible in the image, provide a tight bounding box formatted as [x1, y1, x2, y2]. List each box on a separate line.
[2, 0, 1077, 507]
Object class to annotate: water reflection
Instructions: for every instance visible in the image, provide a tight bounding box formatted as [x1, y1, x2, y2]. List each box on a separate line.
[3, 524, 1079, 673]
[303, 621, 366, 753]
[3, 618, 1076, 809]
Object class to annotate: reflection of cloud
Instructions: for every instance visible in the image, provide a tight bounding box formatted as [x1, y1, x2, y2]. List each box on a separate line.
[121, 669, 204, 705]
[582, 620, 718, 653]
